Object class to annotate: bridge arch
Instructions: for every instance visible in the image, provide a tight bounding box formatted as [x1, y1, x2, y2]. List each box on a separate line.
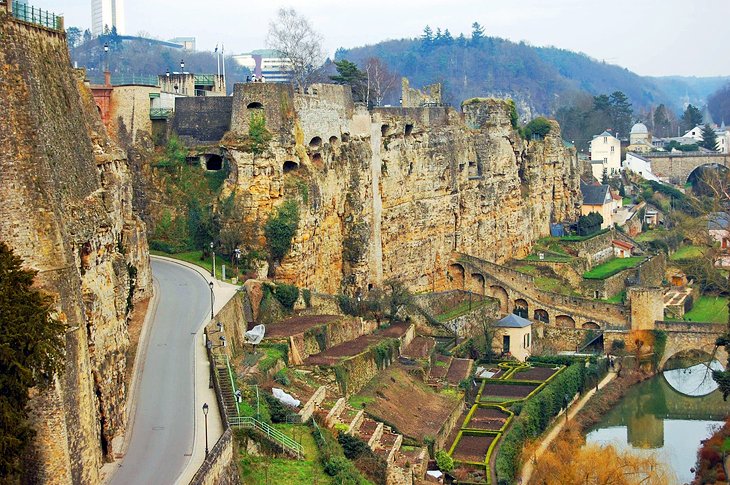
[582, 321, 600, 329]
[487, 285, 509, 313]
[448, 263, 465, 289]
[469, 272, 486, 295]
[514, 299, 528, 318]
[686, 163, 729, 193]
[658, 324, 729, 370]
[556, 315, 576, 328]
[534, 309, 549, 323]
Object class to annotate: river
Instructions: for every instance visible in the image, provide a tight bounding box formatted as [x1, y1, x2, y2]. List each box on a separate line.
[586, 362, 728, 484]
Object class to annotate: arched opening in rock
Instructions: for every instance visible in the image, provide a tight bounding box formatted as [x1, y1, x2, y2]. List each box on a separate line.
[342, 132, 351, 142]
[329, 136, 338, 145]
[405, 124, 414, 136]
[381, 124, 389, 137]
[309, 136, 322, 148]
[205, 154, 223, 171]
[312, 153, 323, 164]
[247, 102, 263, 109]
[283, 160, 299, 174]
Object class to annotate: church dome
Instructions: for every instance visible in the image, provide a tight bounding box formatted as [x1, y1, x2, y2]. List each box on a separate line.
[630, 123, 649, 134]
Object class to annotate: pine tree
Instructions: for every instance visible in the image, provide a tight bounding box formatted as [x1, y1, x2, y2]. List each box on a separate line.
[681, 104, 703, 132]
[608, 91, 633, 137]
[421, 25, 433, 46]
[653, 104, 671, 137]
[700, 124, 719, 151]
[442, 29, 454, 44]
[0, 243, 65, 481]
[471, 22, 485, 43]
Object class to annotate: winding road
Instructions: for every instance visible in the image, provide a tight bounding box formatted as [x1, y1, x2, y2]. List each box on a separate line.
[110, 258, 211, 485]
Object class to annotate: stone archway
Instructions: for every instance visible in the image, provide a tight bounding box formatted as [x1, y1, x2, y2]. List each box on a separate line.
[556, 315, 576, 328]
[514, 299, 528, 319]
[534, 309, 549, 323]
[582, 322, 600, 329]
[488, 285, 509, 313]
[469, 272, 486, 295]
[448, 263, 465, 290]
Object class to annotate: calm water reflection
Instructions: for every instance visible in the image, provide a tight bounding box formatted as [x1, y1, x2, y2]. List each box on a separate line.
[586, 363, 728, 484]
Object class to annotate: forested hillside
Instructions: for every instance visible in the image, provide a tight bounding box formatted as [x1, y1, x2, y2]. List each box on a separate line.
[336, 27, 727, 117]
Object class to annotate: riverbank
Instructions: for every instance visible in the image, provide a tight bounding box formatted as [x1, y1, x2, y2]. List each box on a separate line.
[520, 368, 654, 484]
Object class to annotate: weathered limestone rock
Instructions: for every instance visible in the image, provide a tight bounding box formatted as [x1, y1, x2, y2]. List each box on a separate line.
[0, 11, 151, 483]
[219, 85, 579, 295]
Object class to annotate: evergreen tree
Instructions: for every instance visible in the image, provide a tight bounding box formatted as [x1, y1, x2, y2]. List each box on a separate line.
[456, 32, 466, 46]
[608, 91, 633, 137]
[442, 29, 454, 44]
[700, 124, 719, 151]
[434, 28, 443, 44]
[471, 22, 485, 43]
[329, 59, 367, 102]
[681, 104, 703, 132]
[0, 243, 66, 481]
[652, 104, 671, 137]
[421, 25, 433, 48]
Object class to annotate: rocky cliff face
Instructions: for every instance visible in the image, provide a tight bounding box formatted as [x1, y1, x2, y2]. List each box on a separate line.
[0, 11, 151, 484]
[218, 84, 580, 295]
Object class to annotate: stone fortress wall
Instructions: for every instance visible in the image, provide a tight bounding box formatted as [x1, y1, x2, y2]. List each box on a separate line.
[0, 9, 151, 483]
[210, 82, 582, 296]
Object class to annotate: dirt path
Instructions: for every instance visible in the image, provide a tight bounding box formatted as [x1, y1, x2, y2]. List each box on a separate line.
[519, 371, 616, 484]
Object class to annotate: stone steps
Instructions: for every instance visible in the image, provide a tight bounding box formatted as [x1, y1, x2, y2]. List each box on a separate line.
[216, 367, 239, 419]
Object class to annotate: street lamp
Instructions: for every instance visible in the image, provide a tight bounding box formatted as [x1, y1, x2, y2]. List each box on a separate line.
[210, 241, 215, 278]
[166, 68, 170, 78]
[202, 403, 209, 457]
[209, 281, 214, 319]
[103, 42, 109, 53]
[180, 59, 185, 73]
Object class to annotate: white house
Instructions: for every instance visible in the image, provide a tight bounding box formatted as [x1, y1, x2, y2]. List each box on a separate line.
[590, 131, 622, 181]
[623, 152, 660, 182]
[683, 124, 730, 153]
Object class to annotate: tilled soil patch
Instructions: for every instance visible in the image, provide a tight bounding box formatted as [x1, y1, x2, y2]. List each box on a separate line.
[513, 366, 560, 381]
[452, 434, 494, 463]
[480, 382, 540, 400]
[446, 358, 472, 385]
[264, 314, 339, 338]
[465, 407, 509, 430]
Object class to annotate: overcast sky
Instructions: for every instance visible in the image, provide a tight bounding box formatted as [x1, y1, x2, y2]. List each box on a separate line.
[49, 0, 729, 77]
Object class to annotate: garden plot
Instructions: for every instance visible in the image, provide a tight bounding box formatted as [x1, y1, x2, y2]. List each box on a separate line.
[264, 315, 340, 338]
[451, 433, 496, 463]
[512, 365, 561, 381]
[479, 381, 541, 402]
[464, 406, 510, 431]
[304, 321, 410, 365]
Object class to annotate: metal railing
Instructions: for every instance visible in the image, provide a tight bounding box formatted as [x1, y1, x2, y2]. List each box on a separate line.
[112, 74, 159, 86]
[194, 74, 216, 86]
[11, 1, 62, 30]
[149, 108, 173, 120]
[229, 416, 303, 459]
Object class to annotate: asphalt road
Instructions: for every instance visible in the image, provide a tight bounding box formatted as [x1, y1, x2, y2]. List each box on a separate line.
[110, 258, 210, 485]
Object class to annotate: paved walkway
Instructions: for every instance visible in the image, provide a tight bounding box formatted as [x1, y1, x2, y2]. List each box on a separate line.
[519, 371, 617, 484]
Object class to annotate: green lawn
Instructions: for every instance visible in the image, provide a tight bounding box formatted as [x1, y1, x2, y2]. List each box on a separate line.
[524, 251, 573, 263]
[239, 425, 332, 485]
[436, 298, 488, 322]
[602, 291, 626, 304]
[622, 197, 633, 206]
[583, 257, 644, 280]
[150, 249, 242, 284]
[683, 296, 729, 323]
[348, 395, 375, 409]
[514, 264, 538, 275]
[535, 276, 580, 296]
[670, 245, 706, 262]
[635, 229, 665, 243]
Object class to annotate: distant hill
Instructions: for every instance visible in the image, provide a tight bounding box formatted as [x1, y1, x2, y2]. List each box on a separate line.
[336, 36, 728, 117]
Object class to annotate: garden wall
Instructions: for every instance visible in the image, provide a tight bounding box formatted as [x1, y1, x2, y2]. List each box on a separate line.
[187, 428, 239, 485]
[565, 230, 614, 267]
[273, 316, 377, 363]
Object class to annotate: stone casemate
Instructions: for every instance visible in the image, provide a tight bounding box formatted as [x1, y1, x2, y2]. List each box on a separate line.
[221, 83, 580, 296]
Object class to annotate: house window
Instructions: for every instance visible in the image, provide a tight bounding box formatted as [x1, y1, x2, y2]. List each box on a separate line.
[523, 333, 530, 349]
[603, 136, 607, 143]
[610, 146, 614, 152]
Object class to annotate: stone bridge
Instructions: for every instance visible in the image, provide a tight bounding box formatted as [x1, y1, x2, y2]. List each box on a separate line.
[656, 321, 728, 370]
[639, 152, 730, 185]
[449, 253, 630, 330]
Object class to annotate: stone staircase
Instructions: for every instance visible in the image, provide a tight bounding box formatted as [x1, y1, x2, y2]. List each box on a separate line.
[216, 365, 239, 419]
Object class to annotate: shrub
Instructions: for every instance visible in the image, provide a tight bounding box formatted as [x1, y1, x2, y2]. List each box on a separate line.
[577, 212, 603, 236]
[264, 200, 299, 263]
[273, 283, 299, 309]
[523, 117, 552, 139]
[249, 111, 272, 155]
[436, 450, 454, 472]
[338, 433, 370, 460]
[273, 369, 290, 386]
[302, 288, 312, 307]
[263, 392, 291, 423]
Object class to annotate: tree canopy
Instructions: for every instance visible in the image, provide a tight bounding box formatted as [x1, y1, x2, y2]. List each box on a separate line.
[700, 124, 719, 151]
[681, 104, 703, 132]
[0, 242, 66, 481]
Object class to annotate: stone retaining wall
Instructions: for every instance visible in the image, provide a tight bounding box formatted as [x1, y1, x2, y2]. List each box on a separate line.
[188, 428, 239, 485]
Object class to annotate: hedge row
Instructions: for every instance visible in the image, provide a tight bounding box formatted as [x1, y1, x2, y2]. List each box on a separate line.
[495, 362, 588, 483]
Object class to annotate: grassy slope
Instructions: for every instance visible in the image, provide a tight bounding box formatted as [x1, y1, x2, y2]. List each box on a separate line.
[583, 257, 643, 279]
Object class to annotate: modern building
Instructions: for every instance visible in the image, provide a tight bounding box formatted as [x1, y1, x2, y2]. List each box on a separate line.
[169, 37, 196, 51]
[91, 0, 125, 36]
[158, 72, 226, 97]
[589, 131, 621, 180]
[232, 49, 293, 83]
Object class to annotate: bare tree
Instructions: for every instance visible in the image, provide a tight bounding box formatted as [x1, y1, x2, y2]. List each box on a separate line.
[364, 57, 398, 107]
[266, 8, 324, 89]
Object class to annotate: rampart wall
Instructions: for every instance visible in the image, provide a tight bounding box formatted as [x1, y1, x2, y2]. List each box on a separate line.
[173, 96, 233, 145]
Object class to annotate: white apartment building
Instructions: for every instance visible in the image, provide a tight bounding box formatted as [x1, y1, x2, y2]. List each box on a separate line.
[589, 131, 622, 181]
[232, 49, 293, 83]
[91, 0, 125, 37]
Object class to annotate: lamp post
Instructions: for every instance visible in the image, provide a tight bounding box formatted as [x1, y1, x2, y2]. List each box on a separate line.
[210, 241, 215, 278]
[180, 59, 185, 73]
[209, 281, 214, 320]
[202, 403, 209, 457]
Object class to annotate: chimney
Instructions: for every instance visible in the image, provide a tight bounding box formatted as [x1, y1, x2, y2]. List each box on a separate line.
[104, 71, 111, 87]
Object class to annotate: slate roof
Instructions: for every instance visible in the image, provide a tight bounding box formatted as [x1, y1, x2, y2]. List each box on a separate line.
[495, 313, 532, 328]
[580, 181, 610, 206]
[708, 212, 730, 231]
